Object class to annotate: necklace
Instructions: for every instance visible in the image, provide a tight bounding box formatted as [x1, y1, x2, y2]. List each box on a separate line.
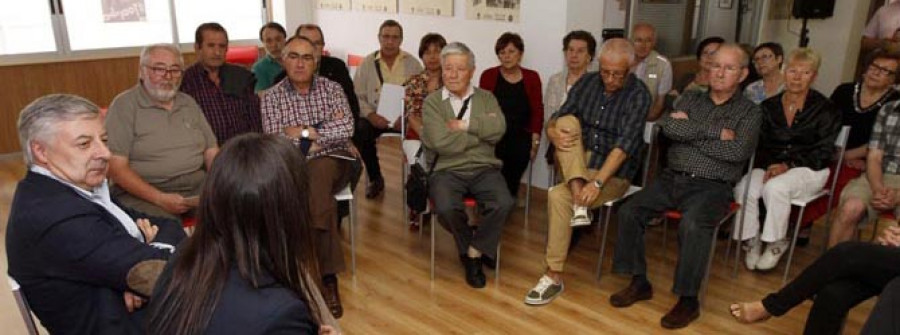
[853, 82, 892, 114]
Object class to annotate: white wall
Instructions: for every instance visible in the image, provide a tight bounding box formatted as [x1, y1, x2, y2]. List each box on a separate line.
[285, 1, 593, 189]
[701, 0, 738, 41]
[757, 0, 870, 94]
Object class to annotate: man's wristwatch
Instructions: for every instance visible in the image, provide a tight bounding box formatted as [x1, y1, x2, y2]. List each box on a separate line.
[300, 127, 310, 139]
[593, 179, 603, 189]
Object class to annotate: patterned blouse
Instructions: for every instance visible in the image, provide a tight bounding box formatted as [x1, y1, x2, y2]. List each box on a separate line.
[403, 71, 442, 140]
[743, 79, 784, 105]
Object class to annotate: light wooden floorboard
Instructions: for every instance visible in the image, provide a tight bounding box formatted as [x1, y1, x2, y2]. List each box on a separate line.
[0, 137, 875, 334]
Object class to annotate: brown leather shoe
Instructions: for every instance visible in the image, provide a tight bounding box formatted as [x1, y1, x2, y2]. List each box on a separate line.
[609, 281, 653, 308]
[322, 277, 343, 318]
[661, 300, 700, 329]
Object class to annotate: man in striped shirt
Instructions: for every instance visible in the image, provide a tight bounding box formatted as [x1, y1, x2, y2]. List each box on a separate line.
[260, 35, 354, 319]
[610, 44, 762, 329]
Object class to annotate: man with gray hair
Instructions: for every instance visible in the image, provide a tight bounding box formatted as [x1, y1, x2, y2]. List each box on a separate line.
[630, 23, 673, 121]
[422, 42, 513, 289]
[525, 38, 650, 305]
[7, 94, 185, 333]
[610, 43, 761, 329]
[106, 43, 219, 221]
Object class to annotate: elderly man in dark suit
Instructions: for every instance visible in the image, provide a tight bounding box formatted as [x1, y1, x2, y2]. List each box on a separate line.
[6, 94, 186, 334]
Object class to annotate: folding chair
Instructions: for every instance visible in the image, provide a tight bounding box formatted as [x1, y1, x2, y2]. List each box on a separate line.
[782, 125, 851, 284]
[335, 184, 357, 277]
[8, 276, 40, 335]
[430, 197, 502, 282]
[596, 121, 658, 279]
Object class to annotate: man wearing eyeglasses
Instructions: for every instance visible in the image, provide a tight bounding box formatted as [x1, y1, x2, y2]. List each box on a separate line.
[525, 38, 650, 306]
[353, 19, 423, 199]
[106, 44, 219, 221]
[610, 44, 761, 329]
[261, 36, 354, 319]
[181, 22, 262, 146]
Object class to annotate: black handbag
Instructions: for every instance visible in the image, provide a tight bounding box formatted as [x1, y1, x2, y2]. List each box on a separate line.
[404, 97, 471, 213]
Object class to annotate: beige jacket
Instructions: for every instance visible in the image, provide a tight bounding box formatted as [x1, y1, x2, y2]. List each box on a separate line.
[352, 50, 423, 118]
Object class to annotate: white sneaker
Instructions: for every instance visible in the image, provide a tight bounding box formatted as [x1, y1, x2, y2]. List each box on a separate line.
[756, 239, 790, 271]
[570, 206, 592, 227]
[524, 275, 564, 305]
[742, 236, 762, 270]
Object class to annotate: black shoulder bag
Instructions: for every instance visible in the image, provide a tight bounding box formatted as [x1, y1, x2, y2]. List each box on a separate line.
[406, 97, 471, 212]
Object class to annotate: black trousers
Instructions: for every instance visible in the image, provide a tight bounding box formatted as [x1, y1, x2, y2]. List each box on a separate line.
[352, 118, 396, 181]
[761, 242, 900, 335]
[495, 129, 531, 198]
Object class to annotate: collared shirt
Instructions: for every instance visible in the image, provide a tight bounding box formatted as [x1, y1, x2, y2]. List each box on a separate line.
[870, 99, 900, 174]
[106, 84, 217, 185]
[633, 52, 673, 96]
[441, 85, 475, 122]
[261, 76, 354, 158]
[552, 72, 651, 180]
[29, 166, 175, 252]
[376, 51, 411, 85]
[252, 54, 284, 92]
[181, 63, 262, 145]
[658, 90, 762, 183]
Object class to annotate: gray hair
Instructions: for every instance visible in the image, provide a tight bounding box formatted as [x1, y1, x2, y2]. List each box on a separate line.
[715, 43, 751, 68]
[138, 43, 183, 75]
[17, 94, 101, 167]
[598, 38, 636, 65]
[440, 42, 476, 69]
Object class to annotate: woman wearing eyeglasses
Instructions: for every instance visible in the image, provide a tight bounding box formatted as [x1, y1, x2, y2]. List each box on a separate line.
[744, 42, 785, 104]
[732, 48, 841, 272]
[480, 32, 544, 203]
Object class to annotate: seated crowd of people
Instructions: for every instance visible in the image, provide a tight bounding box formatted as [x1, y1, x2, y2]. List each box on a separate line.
[6, 14, 900, 334]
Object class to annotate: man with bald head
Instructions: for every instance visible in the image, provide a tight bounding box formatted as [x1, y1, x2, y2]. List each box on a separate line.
[524, 38, 650, 306]
[631, 23, 672, 121]
[610, 44, 761, 329]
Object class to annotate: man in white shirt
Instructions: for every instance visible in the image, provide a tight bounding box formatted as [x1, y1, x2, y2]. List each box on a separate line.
[631, 23, 673, 121]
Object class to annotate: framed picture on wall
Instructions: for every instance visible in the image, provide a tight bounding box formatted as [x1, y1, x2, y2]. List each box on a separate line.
[718, 0, 733, 9]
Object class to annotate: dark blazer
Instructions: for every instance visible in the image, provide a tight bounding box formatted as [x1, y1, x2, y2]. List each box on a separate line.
[6, 171, 185, 335]
[479, 66, 545, 134]
[152, 263, 319, 335]
[758, 90, 842, 170]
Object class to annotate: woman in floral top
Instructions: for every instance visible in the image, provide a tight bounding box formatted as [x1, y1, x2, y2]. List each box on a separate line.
[396, 33, 445, 229]
[394, 33, 446, 140]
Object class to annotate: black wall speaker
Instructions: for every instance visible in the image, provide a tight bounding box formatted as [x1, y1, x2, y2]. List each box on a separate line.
[792, 0, 836, 19]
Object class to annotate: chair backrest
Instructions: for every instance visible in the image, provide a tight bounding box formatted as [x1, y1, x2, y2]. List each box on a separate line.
[224, 45, 259, 68]
[826, 125, 852, 197]
[8, 276, 40, 335]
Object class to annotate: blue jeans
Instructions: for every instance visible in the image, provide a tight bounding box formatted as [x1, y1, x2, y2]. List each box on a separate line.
[612, 169, 732, 296]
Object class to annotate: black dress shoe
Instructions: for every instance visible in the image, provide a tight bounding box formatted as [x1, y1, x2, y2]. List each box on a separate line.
[481, 255, 496, 270]
[661, 299, 700, 329]
[463, 256, 486, 288]
[365, 177, 384, 199]
[609, 281, 653, 308]
[322, 276, 343, 318]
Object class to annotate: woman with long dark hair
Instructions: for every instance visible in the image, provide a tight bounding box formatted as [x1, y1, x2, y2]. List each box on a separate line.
[147, 133, 337, 334]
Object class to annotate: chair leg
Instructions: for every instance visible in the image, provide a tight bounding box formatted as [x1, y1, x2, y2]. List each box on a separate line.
[597, 205, 613, 279]
[431, 213, 436, 281]
[350, 198, 357, 278]
[701, 225, 721, 307]
[662, 217, 669, 253]
[783, 206, 806, 284]
[525, 161, 533, 230]
[495, 243, 501, 281]
[733, 205, 747, 278]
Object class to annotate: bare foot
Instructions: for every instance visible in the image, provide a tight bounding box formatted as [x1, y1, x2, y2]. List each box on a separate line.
[729, 301, 771, 323]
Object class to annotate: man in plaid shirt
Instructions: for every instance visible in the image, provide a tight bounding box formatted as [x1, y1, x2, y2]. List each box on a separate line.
[261, 36, 354, 319]
[610, 44, 762, 329]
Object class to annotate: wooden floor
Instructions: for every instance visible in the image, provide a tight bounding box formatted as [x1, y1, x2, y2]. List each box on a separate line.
[0, 138, 876, 334]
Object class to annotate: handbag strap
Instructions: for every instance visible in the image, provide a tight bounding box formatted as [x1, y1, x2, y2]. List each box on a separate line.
[374, 53, 384, 85]
[426, 96, 472, 175]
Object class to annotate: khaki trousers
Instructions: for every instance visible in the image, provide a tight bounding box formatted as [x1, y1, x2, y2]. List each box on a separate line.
[545, 115, 630, 272]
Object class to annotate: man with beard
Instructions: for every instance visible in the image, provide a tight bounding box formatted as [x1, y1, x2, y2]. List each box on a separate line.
[7, 94, 186, 334]
[106, 43, 219, 220]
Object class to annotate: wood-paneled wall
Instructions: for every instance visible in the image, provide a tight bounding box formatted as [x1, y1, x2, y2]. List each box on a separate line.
[0, 53, 198, 154]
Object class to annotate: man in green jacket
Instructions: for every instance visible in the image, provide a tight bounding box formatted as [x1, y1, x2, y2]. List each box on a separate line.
[422, 42, 514, 289]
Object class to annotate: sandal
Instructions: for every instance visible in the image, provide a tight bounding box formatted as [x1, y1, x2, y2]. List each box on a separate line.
[729, 302, 771, 324]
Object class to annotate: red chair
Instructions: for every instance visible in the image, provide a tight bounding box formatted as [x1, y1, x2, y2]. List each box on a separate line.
[225, 45, 259, 68]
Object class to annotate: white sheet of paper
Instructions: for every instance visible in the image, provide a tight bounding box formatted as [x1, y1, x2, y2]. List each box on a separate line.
[376, 83, 405, 122]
